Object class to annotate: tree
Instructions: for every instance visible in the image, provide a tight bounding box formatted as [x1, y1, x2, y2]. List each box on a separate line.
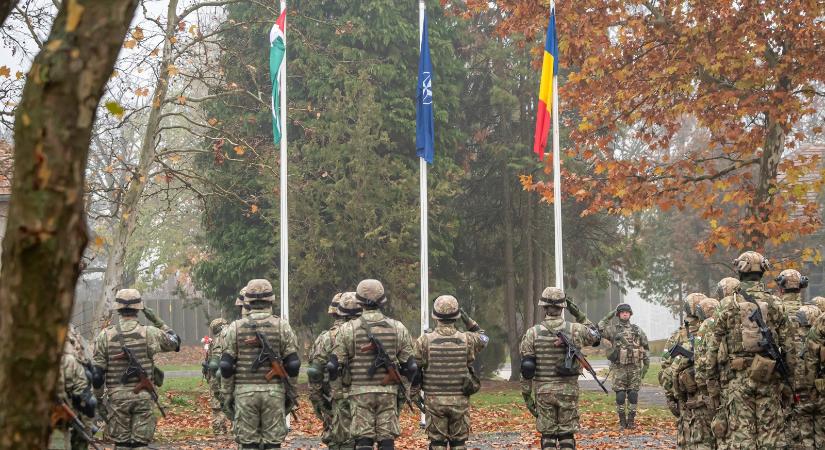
[0, 0, 139, 447]
[478, 0, 825, 256]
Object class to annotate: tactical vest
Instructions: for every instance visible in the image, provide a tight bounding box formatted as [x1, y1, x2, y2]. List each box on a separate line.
[350, 317, 399, 386]
[613, 322, 644, 365]
[534, 320, 578, 381]
[781, 293, 803, 320]
[728, 294, 769, 355]
[234, 317, 284, 385]
[422, 331, 469, 395]
[105, 324, 152, 388]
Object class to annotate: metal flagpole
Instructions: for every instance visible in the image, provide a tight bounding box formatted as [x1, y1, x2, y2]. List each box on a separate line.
[551, 2, 563, 290]
[279, 0, 289, 322]
[418, 0, 428, 428]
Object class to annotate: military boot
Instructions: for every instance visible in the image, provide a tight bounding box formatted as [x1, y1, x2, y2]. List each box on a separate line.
[540, 434, 557, 449]
[617, 405, 627, 429]
[626, 407, 637, 429]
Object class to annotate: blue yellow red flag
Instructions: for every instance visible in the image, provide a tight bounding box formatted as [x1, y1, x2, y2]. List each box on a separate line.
[533, 7, 558, 160]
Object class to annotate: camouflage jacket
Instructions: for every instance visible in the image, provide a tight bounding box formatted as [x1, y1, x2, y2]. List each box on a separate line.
[520, 314, 600, 394]
[59, 347, 89, 403]
[92, 317, 179, 392]
[308, 319, 347, 402]
[708, 281, 794, 381]
[221, 310, 299, 396]
[206, 326, 226, 392]
[331, 309, 414, 395]
[413, 322, 487, 397]
[598, 316, 649, 368]
[803, 315, 825, 391]
[694, 316, 720, 392]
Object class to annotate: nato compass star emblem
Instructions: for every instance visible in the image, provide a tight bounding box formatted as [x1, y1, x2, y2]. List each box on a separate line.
[422, 72, 433, 105]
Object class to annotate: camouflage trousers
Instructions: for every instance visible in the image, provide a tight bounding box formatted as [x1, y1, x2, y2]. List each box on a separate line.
[677, 396, 714, 450]
[105, 389, 156, 449]
[349, 392, 400, 441]
[719, 371, 785, 450]
[209, 391, 229, 434]
[49, 425, 92, 450]
[789, 392, 825, 450]
[611, 363, 642, 391]
[534, 380, 580, 436]
[232, 386, 287, 446]
[326, 397, 354, 450]
[424, 394, 470, 450]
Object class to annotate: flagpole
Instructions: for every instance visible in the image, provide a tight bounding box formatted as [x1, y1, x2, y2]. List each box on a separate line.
[418, 0, 428, 428]
[551, 2, 563, 290]
[279, 0, 289, 321]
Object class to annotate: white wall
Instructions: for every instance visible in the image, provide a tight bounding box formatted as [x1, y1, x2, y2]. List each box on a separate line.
[621, 286, 681, 341]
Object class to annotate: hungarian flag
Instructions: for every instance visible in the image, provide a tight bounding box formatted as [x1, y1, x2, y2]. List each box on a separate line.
[533, 7, 558, 160]
[269, 9, 286, 144]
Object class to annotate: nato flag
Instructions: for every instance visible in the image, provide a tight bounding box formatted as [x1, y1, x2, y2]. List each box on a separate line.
[416, 13, 434, 164]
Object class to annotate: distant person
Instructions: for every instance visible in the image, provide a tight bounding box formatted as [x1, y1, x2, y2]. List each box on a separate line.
[520, 287, 600, 449]
[598, 303, 649, 429]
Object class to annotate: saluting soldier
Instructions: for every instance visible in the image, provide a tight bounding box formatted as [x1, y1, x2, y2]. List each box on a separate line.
[91, 289, 180, 450]
[411, 295, 488, 450]
[330, 279, 416, 450]
[219, 279, 301, 450]
[520, 287, 601, 450]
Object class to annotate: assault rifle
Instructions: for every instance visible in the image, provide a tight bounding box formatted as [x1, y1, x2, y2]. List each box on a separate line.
[741, 291, 796, 400]
[668, 343, 695, 363]
[412, 392, 426, 414]
[359, 320, 416, 413]
[245, 329, 299, 419]
[114, 321, 166, 418]
[51, 400, 101, 450]
[556, 331, 608, 393]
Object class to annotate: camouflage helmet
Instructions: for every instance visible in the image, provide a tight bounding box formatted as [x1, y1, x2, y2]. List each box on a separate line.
[716, 277, 740, 299]
[733, 251, 771, 274]
[328, 292, 343, 315]
[210, 318, 228, 334]
[697, 297, 720, 321]
[616, 303, 633, 315]
[813, 296, 825, 313]
[683, 293, 707, 318]
[356, 279, 387, 307]
[245, 279, 275, 303]
[537, 287, 566, 307]
[775, 269, 808, 290]
[797, 305, 822, 328]
[113, 288, 144, 311]
[235, 287, 247, 307]
[336, 292, 363, 317]
[432, 295, 461, 320]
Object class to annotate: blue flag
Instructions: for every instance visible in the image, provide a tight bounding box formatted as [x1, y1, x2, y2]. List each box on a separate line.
[416, 13, 434, 164]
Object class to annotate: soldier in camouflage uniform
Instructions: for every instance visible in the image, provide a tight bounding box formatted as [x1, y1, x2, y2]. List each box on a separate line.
[411, 295, 488, 450]
[50, 340, 98, 450]
[236, 287, 250, 318]
[775, 269, 810, 448]
[705, 251, 793, 450]
[520, 287, 601, 450]
[220, 279, 301, 449]
[790, 305, 821, 450]
[330, 279, 416, 450]
[205, 318, 229, 434]
[802, 309, 825, 449]
[812, 296, 825, 313]
[91, 289, 181, 450]
[598, 303, 649, 429]
[308, 292, 360, 450]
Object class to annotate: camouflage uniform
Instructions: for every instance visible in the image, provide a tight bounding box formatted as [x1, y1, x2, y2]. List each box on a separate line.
[50, 341, 97, 450]
[598, 304, 649, 429]
[775, 269, 808, 449]
[92, 289, 181, 450]
[331, 279, 416, 450]
[706, 252, 793, 450]
[206, 318, 229, 434]
[520, 287, 601, 450]
[412, 295, 488, 450]
[308, 293, 358, 450]
[220, 279, 300, 449]
[812, 297, 825, 314]
[788, 305, 821, 450]
[802, 311, 825, 449]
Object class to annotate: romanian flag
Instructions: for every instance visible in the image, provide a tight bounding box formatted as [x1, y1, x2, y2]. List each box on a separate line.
[533, 7, 558, 160]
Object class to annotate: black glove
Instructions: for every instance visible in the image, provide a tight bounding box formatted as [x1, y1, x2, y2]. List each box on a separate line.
[667, 398, 680, 417]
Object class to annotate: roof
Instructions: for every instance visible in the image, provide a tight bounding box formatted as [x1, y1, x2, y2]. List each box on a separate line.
[0, 140, 11, 196]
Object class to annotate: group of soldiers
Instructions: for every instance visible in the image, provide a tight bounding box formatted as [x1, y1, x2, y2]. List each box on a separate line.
[660, 250, 825, 450]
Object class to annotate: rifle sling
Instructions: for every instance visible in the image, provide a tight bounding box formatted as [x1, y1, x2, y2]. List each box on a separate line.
[114, 319, 139, 384]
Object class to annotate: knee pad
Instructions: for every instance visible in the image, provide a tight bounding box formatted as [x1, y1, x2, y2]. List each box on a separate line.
[541, 434, 556, 449]
[355, 437, 375, 450]
[91, 365, 106, 389]
[378, 439, 394, 450]
[521, 356, 537, 380]
[558, 434, 576, 450]
[262, 444, 281, 449]
[628, 390, 639, 404]
[219, 353, 236, 378]
[448, 440, 466, 449]
[284, 352, 301, 377]
[616, 390, 626, 405]
[429, 440, 448, 449]
[241, 445, 260, 449]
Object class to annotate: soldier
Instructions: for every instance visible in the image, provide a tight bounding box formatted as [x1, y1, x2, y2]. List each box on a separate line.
[49, 340, 98, 450]
[802, 309, 825, 449]
[307, 292, 354, 450]
[205, 318, 229, 434]
[411, 295, 488, 450]
[219, 279, 301, 449]
[91, 289, 181, 450]
[236, 287, 250, 318]
[792, 305, 822, 450]
[598, 303, 649, 429]
[329, 279, 416, 450]
[706, 251, 792, 449]
[775, 269, 810, 447]
[812, 296, 825, 313]
[520, 287, 601, 450]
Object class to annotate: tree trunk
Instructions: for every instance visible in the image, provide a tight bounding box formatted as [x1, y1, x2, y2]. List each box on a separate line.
[749, 112, 786, 247]
[95, 0, 179, 328]
[0, 0, 18, 28]
[524, 190, 535, 328]
[504, 171, 520, 381]
[0, 1, 139, 448]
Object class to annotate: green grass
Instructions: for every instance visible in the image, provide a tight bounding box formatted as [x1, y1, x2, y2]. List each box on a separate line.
[158, 363, 203, 372]
[643, 363, 661, 386]
[159, 375, 205, 394]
